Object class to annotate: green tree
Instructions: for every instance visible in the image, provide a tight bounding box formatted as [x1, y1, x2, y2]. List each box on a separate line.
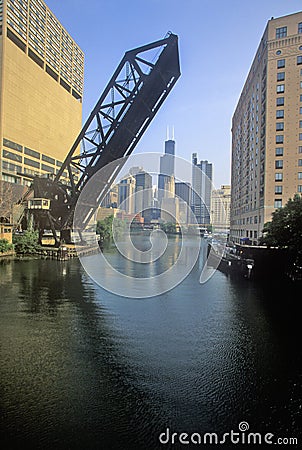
[96, 215, 127, 242]
[13, 230, 41, 255]
[161, 222, 177, 234]
[0, 238, 14, 253]
[96, 215, 113, 241]
[260, 194, 302, 250]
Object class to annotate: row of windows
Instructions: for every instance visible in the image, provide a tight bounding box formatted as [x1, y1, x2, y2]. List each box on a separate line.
[276, 23, 302, 39]
[6, 12, 84, 74]
[274, 159, 302, 168]
[277, 56, 302, 68]
[275, 180, 302, 193]
[3, 138, 62, 166]
[276, 134, 302, 143]
[6, 27, 83, 96]
[274, 119, 302, 130]
[277, 94, 302, 107]
[276, 107, 302, 117]
[237, 216, 261, 226]
[275, 168, 302, 182]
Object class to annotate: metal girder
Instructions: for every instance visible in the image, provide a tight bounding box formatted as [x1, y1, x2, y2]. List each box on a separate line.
[29, 32, 180, 243]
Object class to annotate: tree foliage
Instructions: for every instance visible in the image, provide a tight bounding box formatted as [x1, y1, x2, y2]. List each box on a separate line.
[260, 194, 302, 250]
[160, 222, 177, 234]
[13, 230, 41, 255]
[0, 238, 14, 253]
[96, 215, 113, 241]
[96, 215, 126, 241]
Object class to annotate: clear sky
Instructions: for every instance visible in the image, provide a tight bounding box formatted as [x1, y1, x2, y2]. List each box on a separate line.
[46, 0, 302, 188]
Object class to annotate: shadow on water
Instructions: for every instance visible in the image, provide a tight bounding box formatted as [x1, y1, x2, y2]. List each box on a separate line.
[0, 259, 161, 450]
[0, 249, 301, 449]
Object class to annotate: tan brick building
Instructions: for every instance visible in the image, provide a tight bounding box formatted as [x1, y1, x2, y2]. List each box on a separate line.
[211, 185, 231, 235]
[230, 11, 302, 245]
[0, 0, 83, 219]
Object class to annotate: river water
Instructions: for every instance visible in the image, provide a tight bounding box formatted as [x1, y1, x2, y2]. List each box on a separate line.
[0, 238, 301, 449]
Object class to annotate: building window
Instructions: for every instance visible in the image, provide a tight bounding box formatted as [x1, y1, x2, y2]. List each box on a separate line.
[276, 122, 284, 131]
[275, 185, 283, 194]
[2, 149, 22, 163]
[276, 135, 284, 144]
[277, 72, 285, 81]
[2, 161, 22, 174]
[299, 147, 302, 153]
[24, 157, 40, 169]
[42, 154, 55, 165]
[275, 160, 283, 169]
[299, 22, 302, 34]
[276, 27, 287, 39]
[3, 138, 22, 152]
[298, 159, 302, 166]
[274, 199, 282, 208]
[41, 164, 55, 173]
[276, 110, 284, 118]
[277, 59, 285, 68]
[2, 174, 21, 184]
[298, 172, 302, 179]
[300, 107, 302, 114]
[297, 56, 302, 65]
[275, 173, 283, 181]
[299, 134, 302, 141]
[298, 185, 302, 193]
[24, 147, 40, 159]
[275, 147, 283, 156]
[276, 84, 285, 93]
[276, 97, 284, 106]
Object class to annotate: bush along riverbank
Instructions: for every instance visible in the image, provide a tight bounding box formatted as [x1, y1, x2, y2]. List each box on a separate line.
[0, 230, 99, 261]
[0, 238, 15, 258]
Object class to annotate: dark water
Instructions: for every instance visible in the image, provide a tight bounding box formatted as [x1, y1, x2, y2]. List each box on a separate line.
[0, 239, 301, 449]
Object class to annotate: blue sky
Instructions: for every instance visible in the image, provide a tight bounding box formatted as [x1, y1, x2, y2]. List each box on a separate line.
[46, 0, 302, 187]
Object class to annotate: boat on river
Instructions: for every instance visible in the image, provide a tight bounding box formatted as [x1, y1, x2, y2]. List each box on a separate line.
[207, 243, 254, 279]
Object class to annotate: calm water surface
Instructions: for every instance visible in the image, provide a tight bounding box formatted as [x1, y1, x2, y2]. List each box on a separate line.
[0, 239, 301, 449]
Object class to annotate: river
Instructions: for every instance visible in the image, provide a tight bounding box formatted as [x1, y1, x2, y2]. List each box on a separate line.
[0, 238, 301, 449]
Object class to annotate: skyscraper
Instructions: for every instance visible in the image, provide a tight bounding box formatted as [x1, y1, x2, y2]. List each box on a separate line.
[0, 0, 84, 218]
[134, 168, 152, 222]
[211, 185, 231, 234]
[191, 154, 213, 225]
[175, 181, 192, 223]
[230, 11, 302, 245]
[117, 175, 136, 214]
[158, 136, 175, 204]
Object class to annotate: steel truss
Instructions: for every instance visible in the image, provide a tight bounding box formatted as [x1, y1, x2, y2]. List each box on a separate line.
[27, 33, 180, 245]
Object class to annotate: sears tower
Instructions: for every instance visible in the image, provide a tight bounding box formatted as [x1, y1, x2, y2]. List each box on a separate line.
[158, 129, 175, 204]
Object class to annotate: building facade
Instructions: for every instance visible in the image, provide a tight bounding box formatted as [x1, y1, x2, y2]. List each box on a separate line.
[211, 184, 231, 234]
[191, 154, 213, 225]
[230, 12, 302, 245]
[175, 181, 192, 223]
[135, 169, 152, 222]
[158, 138, 175, 204]
[0, 0, 83, 218]
[117, 175, 136, 214]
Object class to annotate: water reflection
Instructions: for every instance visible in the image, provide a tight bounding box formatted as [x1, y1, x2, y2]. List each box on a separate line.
[0, 251, 301, 449]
